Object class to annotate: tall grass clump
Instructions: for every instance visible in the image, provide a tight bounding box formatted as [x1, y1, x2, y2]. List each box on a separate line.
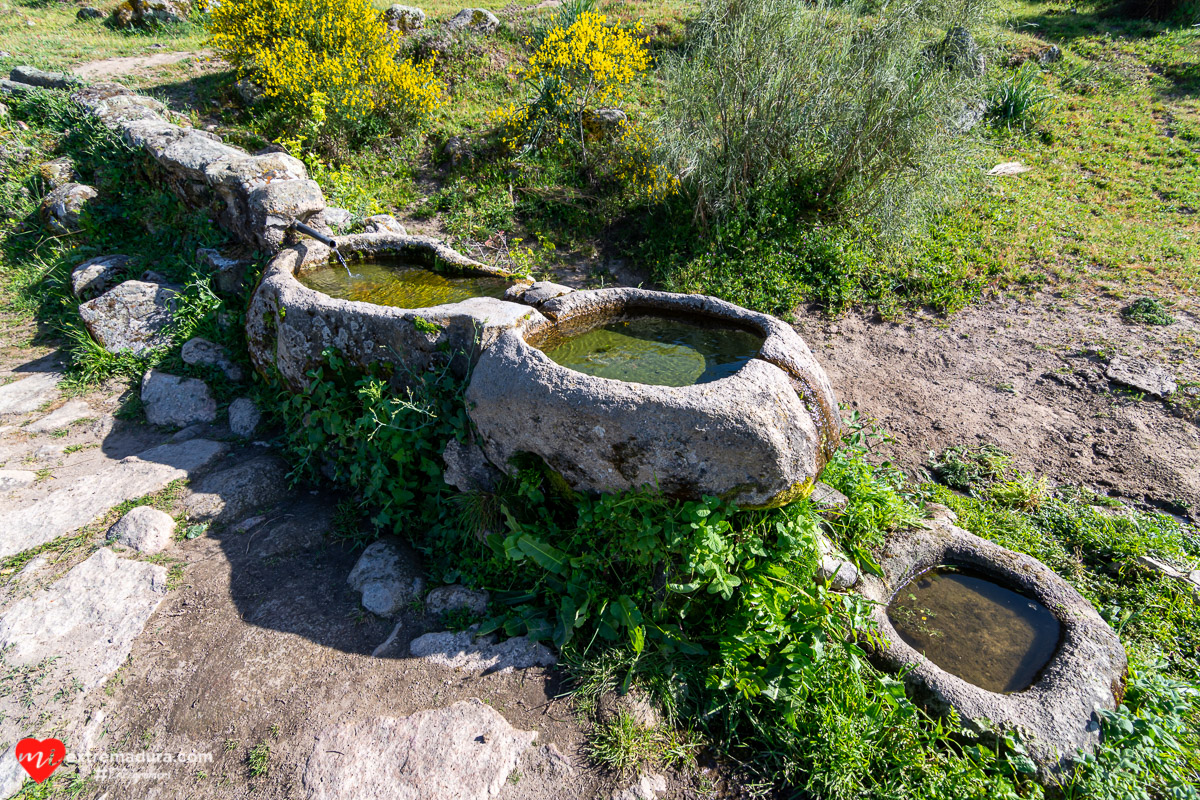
[986, 63, 1053, 131]
[654, 0, 987, 232]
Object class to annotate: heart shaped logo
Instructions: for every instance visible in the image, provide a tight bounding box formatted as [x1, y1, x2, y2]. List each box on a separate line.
[15, 738, 65, 783]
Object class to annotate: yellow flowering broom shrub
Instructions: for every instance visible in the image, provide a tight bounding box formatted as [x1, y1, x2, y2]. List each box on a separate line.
[498, 11, 650, 155]
[206, 0, 442, 148]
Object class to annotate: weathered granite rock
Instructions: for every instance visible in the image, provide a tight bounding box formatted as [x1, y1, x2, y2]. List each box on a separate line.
[384, 4, 426, 32]
[584, 107, 627, 133]
[362, 213, 406, 235]
[112, 0, 187, 27]
[1105, 356, 1176, 397]
[142, 370, 217, 427]
[181, 336, 244, 382]
[10, 65, 79, 89]
[0, 470, 35, 491]
[810, 481, 849, 513]
[70, 254, 133, 299]
[245, 233, 535, 391]
[40, 182, 97, 233]
[108, 505, 175, 553]
[0, 548, 166, 689]
[425, 584, 489, 617]
[227, 397, 261, 438]
[78, 280, 178, 354]
[0, 371, 61, 415]
[467, 288, 840, 507]
[857, 519, 1127, 780]
[25, 399, 92, 434]
[442, 135, 472, 166]
[182, 455, 290, 522]
[442, 438, 501, 493]
[196, 247, 252, 296]
[322, 207, 352, 231]
[77, 6, 105, 19]
[250, 178, 327, 251]
[348, 540, 425, 617]
[302, 700, 536, 800]
[446, 7, 500, 33]
[933, 24, 984, 77]
[38, 156, 78, 189]
[234, 79, 264, 106]
[409, 630, 557, 672]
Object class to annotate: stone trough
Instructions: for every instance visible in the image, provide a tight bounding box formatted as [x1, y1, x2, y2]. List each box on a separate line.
[857, 514, 1128, 781]
[245, 232, 540, 391]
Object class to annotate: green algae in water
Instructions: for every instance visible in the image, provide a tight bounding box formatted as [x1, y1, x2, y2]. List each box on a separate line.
[888, 568, 1061, 693]
[541, 315, 763, 386]
[299, 258, 511, 309]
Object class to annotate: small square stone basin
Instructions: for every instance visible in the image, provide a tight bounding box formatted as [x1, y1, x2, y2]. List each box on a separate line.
[531, 311, 765, 387]
[297, 255, 512, 309]
[887, 566, 1062, 694]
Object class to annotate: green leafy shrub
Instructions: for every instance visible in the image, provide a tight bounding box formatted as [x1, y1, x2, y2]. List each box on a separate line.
[1122, 297, 1176, 326]
[654, 0, 984, 231]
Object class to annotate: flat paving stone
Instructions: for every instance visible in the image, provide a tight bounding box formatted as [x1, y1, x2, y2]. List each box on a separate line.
[24, 399, 93, 434]
[0, 439, 227, 558]
[0, 548, 166, 689]
[0, 372, 61, 415]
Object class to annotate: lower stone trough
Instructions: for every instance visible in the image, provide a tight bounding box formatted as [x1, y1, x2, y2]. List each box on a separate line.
[858, 513, 1128, 781]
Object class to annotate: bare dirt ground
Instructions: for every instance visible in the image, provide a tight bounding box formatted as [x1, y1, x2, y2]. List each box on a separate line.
[70, 51, 214, 82]
[791, 293, 1200, 518]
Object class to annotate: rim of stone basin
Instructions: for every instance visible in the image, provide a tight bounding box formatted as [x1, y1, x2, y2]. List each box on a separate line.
[464, 287, 842, 508]
[245, 232, 540, 390]
[525, 287, 842, 458]
[857, 516, 1128, 781]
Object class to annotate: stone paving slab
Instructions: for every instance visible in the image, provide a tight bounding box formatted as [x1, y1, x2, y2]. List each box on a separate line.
[0, 439, 227, 558]
[0, 372, 61, 416]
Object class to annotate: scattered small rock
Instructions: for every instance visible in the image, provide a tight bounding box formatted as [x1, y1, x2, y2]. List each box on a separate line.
[425, 584, 489, 617]
[442, 135, 472, 167]
[953, 99, 987, 133]
[38, 156, 78, 189]
[40, 182, 98, 233]
[227, 397, 261, 438]
[77, 6, 105, 19]
[810, 481, 849, 513]
[445, 7, 500, 33]
[348, 540, 425, 617]
[108, 505, 175, 554]
[78, 279, 178, 354]
[1037, 44, 1062, 65]
[234, 78, 264, 106]
[584, 107, 627, 133]
[0, 470, 36, 491]
[611, 773, 668, 800]
[987, 161, 1031, 177]
[384, 4, 425, 32]
[1105, 356, 1176, 398]
[362, 214, 407, 235]
[506, 280, 574, 306]
[112, 0, 187, 28]
[815, 533, 859, 590]
[70, 254, 133, 299]
[409, 630, 556, 673]
[181, 336, 244, 382]
[142, 369, 217, 427]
